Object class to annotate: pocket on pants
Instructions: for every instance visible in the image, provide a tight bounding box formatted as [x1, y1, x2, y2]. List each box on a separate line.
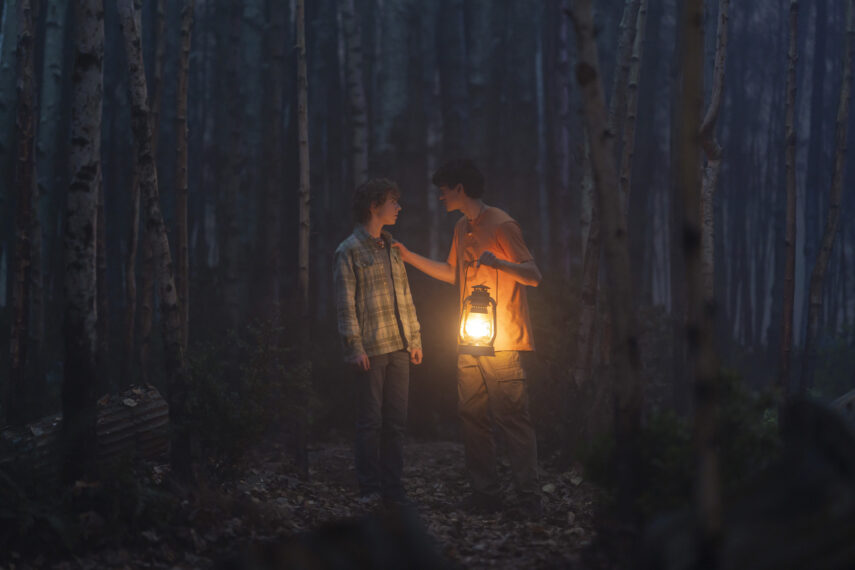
[489, 351, 525, 381]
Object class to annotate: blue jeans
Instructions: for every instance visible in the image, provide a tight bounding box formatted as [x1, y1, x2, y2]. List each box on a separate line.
[355, 350, 410, 499]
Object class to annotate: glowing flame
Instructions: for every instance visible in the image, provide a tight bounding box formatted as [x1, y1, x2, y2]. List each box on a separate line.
[462, 312, 492, 342]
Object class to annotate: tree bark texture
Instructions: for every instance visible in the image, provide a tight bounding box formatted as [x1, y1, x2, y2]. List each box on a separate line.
[699, 0, 729, 303]
[570, 0, 644, 525]
[678, 0, 723, 563]
[618, 0, 648, 213]
[779, 0, 799, 397]
[296, 0, 311, 481]
[340, 0, 368, 186]
[62, 0, 103, 483]
[572, 0, 639, 397]
[117, 0, 191, 478]
[9, 0, 37, 426]
[175, 0, 194, 349]
[800, 0, 855, 394]
[34, 0, 70, 373]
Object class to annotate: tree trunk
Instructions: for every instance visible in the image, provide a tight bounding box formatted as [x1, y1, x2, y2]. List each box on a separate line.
[62, 0, 103, 483]
[340, 0, 368, 186]
[799, 0, 827, 347]
[800, 0, 855, 394]
[618, 0, 648, 213]
[124, 168, 140, 381]
[779, 0, 799, 397]
[117, 0, 191, 479]
[608, 0, 642, 161]
[9, 0, 37, 427]
[34, 0, 70, 386]
[175, 0, 193, 349]
[570, 0, 644, 527]
[296, 0, 311, 481]
[420, 0, 442, 259]
[96, 170, 108, 392]
[553, 0, 572, 278]
[137, 0, 167, 382]
[678, 0, 722, 562]
[256, 0, 284, 321]
[0, 1, 17, 244]
[572, 0, 639, 399]
[699, 0, 728, 314]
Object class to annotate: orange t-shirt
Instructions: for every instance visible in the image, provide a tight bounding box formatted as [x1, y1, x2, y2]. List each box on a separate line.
[447, 206, 536, 352]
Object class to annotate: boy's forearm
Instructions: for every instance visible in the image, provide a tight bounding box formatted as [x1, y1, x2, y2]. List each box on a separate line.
[495, 259, 542, 287]
[402, 251, 455, 284]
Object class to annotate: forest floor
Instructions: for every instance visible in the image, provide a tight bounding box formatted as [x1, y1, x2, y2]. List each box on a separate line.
[7, 437, 609, 569]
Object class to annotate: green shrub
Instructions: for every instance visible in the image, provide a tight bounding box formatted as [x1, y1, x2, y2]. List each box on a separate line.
[583, 371, 782, 518]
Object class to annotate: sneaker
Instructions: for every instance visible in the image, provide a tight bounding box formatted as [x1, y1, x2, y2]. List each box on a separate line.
[457, 492, 502, 514]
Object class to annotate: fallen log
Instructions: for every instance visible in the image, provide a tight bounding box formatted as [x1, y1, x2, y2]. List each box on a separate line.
[0, 384, 169, 486]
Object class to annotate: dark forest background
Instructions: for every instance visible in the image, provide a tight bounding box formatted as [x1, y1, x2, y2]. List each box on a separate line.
[1, 0, 854, 484]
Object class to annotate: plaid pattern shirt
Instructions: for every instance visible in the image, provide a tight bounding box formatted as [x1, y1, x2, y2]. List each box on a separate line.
[334, 226, 422, 359]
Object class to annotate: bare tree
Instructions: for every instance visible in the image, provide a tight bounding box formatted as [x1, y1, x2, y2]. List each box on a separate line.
[35, 0, 71, 378]
[699, 0, 729, 301]
[779, 0, 799, 397]
[175, 0, 194, 349]
[118, 0, 192, 478]
[340, 0, 368, 185]
[569, 0, 643, 525]
[572, 0, 640, 392]
[678, 0, 723, 561]
[800, 0, 855, 394]
[9, 0, 37, 426]
[296, 0, 311, 481]
[618, 0, 649, 211]
[139, 0, 168, 380]
[62, 0, 103, 483]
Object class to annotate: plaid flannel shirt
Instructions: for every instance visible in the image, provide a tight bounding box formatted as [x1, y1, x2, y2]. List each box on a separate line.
[334, 226, 422, 359]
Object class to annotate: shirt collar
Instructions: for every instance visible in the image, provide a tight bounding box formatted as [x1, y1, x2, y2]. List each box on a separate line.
[354, 225, 393, 246]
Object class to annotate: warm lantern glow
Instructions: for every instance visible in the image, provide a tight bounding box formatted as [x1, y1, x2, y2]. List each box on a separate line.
[458, 285, 497, 356]
[462, 311, 492, 341]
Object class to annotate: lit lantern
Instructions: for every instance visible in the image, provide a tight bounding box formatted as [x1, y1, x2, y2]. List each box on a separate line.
[458, 284, 497, 356]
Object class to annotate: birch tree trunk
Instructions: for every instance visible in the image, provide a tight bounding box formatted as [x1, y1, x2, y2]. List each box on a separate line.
[800, 0, 855, 394]
[421, 0, 442, 259]
[779, 0, 799, 397]
[699, 0, 729, 302]
[118, 0, 192, 478]
[553, 0, 572, 278]
[62, 0, 102, 483]
[678, 0, 723, 561]
[340, 0, 368, 185]
[572, 0, 639, 395]
[618, 0, 648, 212]
[9, 0, 37, 426]
[570, 0, 643, 526]
[296, 0, 311, 481]
[175, 0, 194, 349]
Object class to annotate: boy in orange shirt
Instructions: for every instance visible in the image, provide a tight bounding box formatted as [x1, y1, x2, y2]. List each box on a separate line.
[394, 160, 542, 515]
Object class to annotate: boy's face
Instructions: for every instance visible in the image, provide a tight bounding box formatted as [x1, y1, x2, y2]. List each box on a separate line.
[371, 194, 401, 227]
[438, 184, 464, 212]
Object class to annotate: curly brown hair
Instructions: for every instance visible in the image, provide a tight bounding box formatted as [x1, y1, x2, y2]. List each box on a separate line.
[352, 178, 401, 224]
